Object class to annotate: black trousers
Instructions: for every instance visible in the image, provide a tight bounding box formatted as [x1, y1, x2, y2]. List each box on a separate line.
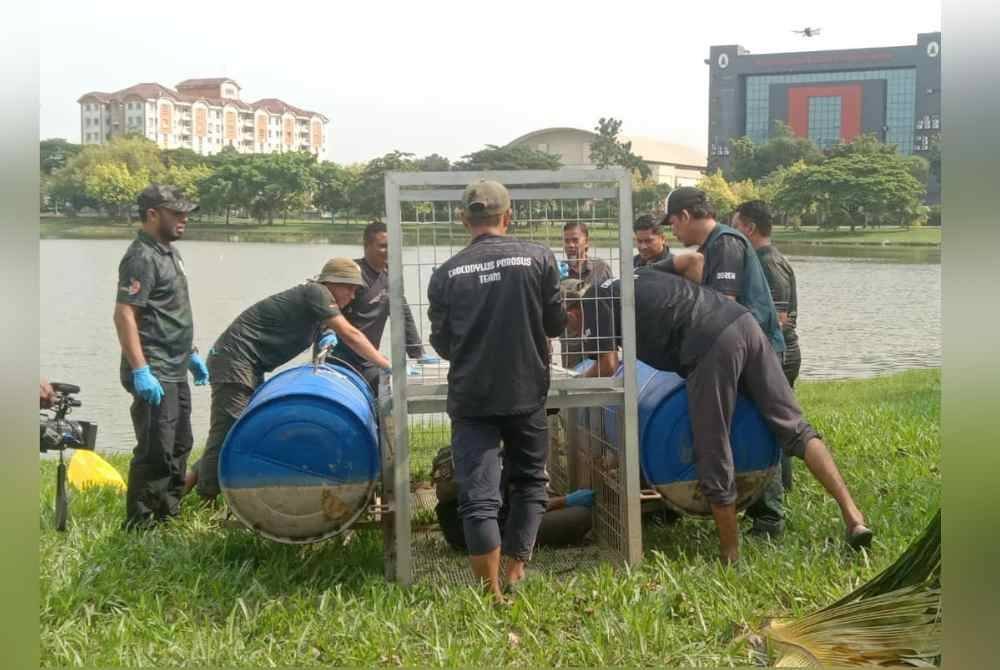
[451, 408, 550, 561]
[124, 380, 193, 527]
[685, 314, 818, 510]
[192, 382, 256, 499]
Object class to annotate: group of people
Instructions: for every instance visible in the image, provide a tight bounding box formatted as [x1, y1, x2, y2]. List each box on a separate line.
[112, 179, 872, 601]
[427, 180, 871, 600]
[113, 184, 427, 528]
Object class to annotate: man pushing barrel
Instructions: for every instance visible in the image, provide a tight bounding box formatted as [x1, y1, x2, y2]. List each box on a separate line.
[561, 268, 873, 564]
[184, 258, 391, 502]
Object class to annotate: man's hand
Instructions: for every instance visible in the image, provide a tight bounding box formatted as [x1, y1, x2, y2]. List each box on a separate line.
[132, 366, 165, 405]
[317, 330, 339, 350]
[40, 378, 56, 409]
[188, 352, 210, 386]
[565, 489, 595, 508]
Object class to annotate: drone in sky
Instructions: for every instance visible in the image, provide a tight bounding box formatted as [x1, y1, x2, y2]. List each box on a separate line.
[792, 27, 822, 37]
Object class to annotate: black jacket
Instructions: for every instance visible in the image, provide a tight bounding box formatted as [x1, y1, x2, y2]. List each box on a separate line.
[427, 234, 565, 417]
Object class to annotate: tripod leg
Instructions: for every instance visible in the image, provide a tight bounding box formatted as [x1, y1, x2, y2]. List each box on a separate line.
[55, 458, 68, 532]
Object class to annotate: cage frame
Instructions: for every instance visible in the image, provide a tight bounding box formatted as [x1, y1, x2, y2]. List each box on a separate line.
[380, 167, 641, 585]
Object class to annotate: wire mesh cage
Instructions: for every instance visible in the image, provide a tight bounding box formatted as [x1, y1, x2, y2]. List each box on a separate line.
[379, 168, 642, 585]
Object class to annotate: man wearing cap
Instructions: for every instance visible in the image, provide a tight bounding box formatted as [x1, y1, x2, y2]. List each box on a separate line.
[632, 214, 671, 268]
[331, 221, 432, 393]
[560, 222, 612, 369]
[657, 186, 788, 539]
[560, 269, 873, 564]
[185, 258, 392, 502]
[114, 184, 208, 529]
[427, 180, 566, 600]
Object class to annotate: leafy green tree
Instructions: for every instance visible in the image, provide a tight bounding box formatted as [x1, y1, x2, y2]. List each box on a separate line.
[350, 151, 418, 220]
[83, 162, 150, 221]
[453, 144, 562, 171]
[771, 151, 926, 231]
[161, 147, 210, 170]
[248, 151, 318, 225]
[40, 138, 81, 175]
[589, 117, 651, 180]
[727, 122, 824, 182]
[415, 153, 451, 171]
[313, 161, 357, 220]
[632, 180, 672, 216]
[196, 152, 253, 225]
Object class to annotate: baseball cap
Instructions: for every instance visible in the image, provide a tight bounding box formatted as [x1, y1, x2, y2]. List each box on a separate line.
[462, 180, 511, 220]
[659, 186, 708, 223]
[137, 183, 200, 213]
[316, 258, 367, 287]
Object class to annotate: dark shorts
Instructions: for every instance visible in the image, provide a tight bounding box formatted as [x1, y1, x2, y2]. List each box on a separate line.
[685, 313, 818, 506]
[451, 408, 550, 561]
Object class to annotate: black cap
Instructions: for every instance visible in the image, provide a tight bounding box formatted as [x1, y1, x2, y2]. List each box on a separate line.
[659, 186, 708, 223]
[137, 183, 199, 214]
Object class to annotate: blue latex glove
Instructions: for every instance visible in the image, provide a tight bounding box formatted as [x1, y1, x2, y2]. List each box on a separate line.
[188, 352, 209, 386]
[317, 330, 339, 350]
[132, 366, 165, 405]
[418, 355, 441, 365]
[558, 261, 570, 279]
[565, 489, 594, 508]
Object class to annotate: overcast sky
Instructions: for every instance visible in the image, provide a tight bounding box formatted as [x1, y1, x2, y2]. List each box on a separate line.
[40, 0, 940, 164]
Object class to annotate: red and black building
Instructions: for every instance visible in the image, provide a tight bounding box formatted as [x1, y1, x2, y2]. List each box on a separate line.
[706, 32, 941, 202]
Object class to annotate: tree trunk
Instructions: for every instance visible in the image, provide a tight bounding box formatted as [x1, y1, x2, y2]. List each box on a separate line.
[225, 206, 230, 226]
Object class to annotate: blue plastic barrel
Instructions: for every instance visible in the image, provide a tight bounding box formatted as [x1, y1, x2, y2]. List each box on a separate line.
[218, 362, 380, 543]
[607, 361, 780, 516]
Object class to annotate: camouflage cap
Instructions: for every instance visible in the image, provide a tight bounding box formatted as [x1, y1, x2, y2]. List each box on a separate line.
[461, 180, 511, 221]
[559, 277, 591, 302]
[316, 257, 367, 287]
[137, 183, 200, 214]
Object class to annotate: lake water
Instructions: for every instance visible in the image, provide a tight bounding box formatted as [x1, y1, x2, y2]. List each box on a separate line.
[40, 239, 940, 454]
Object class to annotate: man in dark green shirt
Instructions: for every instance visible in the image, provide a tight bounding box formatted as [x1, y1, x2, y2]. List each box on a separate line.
[561, 221, 613, 368]
[659, 187, 788, 538]
[733, 200, 801, 492]
[187, 258, 392, 501]
[113, 184, 208, 529]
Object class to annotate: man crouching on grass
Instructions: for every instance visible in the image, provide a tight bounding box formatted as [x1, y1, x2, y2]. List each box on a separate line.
[561, 269, 873, 564]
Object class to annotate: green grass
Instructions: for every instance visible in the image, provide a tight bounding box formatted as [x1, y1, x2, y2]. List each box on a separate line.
[40, 369, 939, 667]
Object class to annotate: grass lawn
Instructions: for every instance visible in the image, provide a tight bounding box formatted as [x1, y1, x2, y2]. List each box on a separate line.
[40, 369, 939, 667]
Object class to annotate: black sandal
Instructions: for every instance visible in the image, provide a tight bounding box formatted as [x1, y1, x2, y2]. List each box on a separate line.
[846, 524, 874, 550]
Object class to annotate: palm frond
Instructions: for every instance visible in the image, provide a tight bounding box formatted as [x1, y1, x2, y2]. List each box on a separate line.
[761, 509, 942, 667]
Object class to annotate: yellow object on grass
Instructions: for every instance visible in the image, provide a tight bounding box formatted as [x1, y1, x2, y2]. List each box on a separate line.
[68, 450, 126, 493]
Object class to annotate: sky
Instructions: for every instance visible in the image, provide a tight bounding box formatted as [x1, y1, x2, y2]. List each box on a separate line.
[40, 0, 940, 164]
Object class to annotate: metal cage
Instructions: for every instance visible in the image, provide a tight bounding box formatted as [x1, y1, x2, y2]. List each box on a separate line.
[379, 168, 641, 585]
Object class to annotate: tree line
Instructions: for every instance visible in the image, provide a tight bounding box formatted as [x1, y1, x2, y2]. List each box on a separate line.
[40, 118, 937, 230]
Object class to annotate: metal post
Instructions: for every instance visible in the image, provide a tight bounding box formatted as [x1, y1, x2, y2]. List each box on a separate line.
[616, 169, 643, 566]
[384, 172, 412, 585]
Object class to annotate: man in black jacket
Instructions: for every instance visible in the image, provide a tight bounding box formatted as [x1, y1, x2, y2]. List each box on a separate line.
[331, 221, 430, 393]
[427, 180, 566, 600]
[562, 269, 872, 564]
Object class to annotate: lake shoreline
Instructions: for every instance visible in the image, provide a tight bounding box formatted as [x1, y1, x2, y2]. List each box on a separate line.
[40, 217, 942, 248]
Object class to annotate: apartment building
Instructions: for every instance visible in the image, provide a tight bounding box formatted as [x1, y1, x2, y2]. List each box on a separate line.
[77, 77, 329, 158]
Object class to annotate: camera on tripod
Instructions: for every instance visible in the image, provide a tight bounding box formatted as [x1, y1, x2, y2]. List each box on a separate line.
[39, 382, 98, 531]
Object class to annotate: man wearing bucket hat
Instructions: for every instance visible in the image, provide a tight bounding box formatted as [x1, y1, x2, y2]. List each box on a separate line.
[560, 269, 873, 564]
[114, 184, 207, 529]
[185, 257, 392, 502]
[427, 179, 566, 600]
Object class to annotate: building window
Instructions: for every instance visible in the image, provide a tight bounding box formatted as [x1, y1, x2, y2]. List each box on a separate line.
[931, 115, 940, 129]
[807, 95, 842, 150]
